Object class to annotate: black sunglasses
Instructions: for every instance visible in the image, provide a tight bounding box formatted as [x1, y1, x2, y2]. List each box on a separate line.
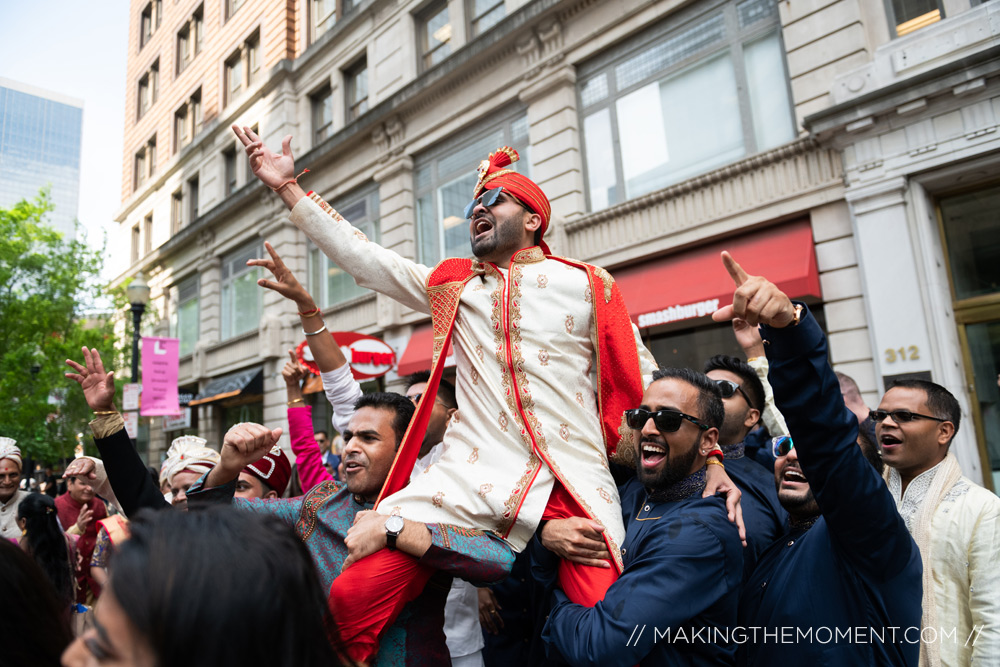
[714, 379, 753, 407]
[624, 408, 709, 433]
[869, 409, 948, 424]
[771, 435, 794, 457]
[464, 187, 523, 219]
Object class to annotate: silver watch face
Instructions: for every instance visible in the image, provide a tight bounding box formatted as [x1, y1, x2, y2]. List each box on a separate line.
[385, 515, 405, 535]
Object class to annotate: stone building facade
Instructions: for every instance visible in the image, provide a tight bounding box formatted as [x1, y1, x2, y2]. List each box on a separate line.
[114, 0, 998, 492]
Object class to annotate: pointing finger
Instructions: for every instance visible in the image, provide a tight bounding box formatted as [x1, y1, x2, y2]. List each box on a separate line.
[721, 251, 749, 286]
[232, 124, 251, 146]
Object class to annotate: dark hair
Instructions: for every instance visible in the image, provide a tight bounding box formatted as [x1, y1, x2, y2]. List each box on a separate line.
[858, 417, 884, 475]
[354, 392, 416, 446]
[110, 507, 346, 667]
[314, 430, 330, 439]
[0, 539, 73, 667]
[403, 371, 457, 410]
[889, 379, 962, 441]
[403, 371, 431, 390]
[703, 354, 765, 412]
[650, 367, 725, 429]
[17, 493, 74, 606]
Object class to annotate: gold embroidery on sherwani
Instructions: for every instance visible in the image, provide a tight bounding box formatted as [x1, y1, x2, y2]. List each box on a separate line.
[475, 344, 484, 361]
[451, 412, 460, 424]
[598, 488, 614, 504]
[537, 274, 548, 288]
[538, 349, 549, 366]
[427, 281, 466, 365]
[471, 368, 479, 385]
[498, 412, 509, 432]
[432, 492, 445, 508]
[354, 229, 368, 242]
[559, 424, 570, 441]
[564, 314, 575, 334]
[478, 483, 493, 498]
[575, 392, 585, 407]
[501, 453, 540, 531]
[593, 266, 614, 303]
[584, 286, 593, 303]
[468, 447, 480, 464]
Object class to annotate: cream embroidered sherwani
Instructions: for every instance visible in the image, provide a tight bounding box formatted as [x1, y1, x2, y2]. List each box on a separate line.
[289, 196, 655, 564]
[888, 464, 1000, 665]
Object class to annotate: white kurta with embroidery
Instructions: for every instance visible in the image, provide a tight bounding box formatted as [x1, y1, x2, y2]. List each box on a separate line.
[887, 464, 1000, 665]
[290, 196, 655, 562]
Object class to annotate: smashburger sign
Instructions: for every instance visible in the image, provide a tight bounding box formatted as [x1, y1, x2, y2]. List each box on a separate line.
[296, 331, 396, 380]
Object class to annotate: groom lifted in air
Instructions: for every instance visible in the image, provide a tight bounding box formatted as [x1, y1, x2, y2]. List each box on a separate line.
[231, 126, 741, 664]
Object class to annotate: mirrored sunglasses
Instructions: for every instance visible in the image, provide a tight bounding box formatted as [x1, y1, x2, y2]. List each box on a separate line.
[771, 435, 794, 457]
[464, 187, 506, 219]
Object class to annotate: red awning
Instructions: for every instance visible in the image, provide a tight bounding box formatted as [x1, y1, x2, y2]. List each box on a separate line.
[614, 219, 821, 329]
[396, 324, 455, 376]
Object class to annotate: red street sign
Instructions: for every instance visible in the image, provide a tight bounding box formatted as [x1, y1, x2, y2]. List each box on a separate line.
[296, 331, 397, 380]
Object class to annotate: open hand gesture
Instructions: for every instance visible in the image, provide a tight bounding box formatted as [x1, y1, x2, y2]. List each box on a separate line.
[232, 125, 295, 190]
[65, 347, 116, 412]
[712, 252, 794, 328]
[247, 242, 314, 309]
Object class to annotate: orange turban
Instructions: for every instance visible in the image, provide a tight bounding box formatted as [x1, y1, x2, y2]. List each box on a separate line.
[473, 147, 552, 254]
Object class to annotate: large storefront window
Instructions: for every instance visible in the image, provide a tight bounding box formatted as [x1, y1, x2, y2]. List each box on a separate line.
[578, 0, 795, 211]
[939, 185, 1000, 492]
[309, 185, 379, 307]
[414, 109, 530, 265]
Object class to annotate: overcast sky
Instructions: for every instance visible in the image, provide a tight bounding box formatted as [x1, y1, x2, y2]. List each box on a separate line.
[0, 0, 128, 266]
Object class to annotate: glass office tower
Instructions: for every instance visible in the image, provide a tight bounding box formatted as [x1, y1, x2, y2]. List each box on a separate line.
[0, 77, 83, 239]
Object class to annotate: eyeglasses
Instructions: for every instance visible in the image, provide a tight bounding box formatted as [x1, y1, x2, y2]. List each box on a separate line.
[714, 379, 753, 407]
[771, 435, 794, 457]
[624, 408, 710, 432]
[410, 393, 454, 410]
[464, 187, 523, 219]
[869, 409, 948, 425]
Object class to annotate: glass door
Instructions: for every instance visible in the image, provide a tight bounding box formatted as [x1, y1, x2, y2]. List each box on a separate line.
[938, 185, 1000, 493]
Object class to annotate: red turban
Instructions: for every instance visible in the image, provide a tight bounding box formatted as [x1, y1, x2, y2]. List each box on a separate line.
[243, 446, 292, 496]
[473, 147, 552, 254]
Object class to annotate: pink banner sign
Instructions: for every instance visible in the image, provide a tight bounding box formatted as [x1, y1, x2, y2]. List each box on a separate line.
[140, 337, 181, 416]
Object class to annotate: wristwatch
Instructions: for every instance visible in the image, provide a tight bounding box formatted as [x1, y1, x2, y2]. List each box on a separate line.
[385, 515, 405, 550]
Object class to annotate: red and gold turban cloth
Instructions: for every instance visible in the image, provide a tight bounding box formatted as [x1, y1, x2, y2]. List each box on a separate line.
[473, 146, 553, 254]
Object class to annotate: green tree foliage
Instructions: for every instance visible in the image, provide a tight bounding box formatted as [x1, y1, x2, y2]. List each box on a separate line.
[0, 192, 121, 465]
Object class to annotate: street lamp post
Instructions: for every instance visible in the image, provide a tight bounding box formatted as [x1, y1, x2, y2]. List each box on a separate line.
[126, 274, 151, 383]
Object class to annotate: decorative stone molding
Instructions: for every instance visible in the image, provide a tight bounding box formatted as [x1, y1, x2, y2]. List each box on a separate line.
[198, 228, 216, 260]
[564, 138, 843, 262]
[371, 115, 406, 162]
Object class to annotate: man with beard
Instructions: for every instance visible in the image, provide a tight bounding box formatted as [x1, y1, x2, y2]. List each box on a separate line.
[233, 126, 741, 663]
[722, 251, 922, 666]
[0, 438, 29, 540]
[540, 367, 743, 666]
[704, 354, 787, 579]
[875, 380, 1000, 665]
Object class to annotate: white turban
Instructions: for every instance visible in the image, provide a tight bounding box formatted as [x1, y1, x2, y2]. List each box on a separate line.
[160, 435, 219, 486]
[0, 437, 21, 471]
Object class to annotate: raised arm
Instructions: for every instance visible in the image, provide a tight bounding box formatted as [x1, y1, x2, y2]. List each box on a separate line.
[65, 347, 168, 515]
[733, 317, 790, 438]
[283, 350, 334, 493]
[714, 252, 915, 580]
[234, 126, 432, 313]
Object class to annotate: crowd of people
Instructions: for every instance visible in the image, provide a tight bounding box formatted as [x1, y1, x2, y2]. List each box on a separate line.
[2, 130, 998, 667]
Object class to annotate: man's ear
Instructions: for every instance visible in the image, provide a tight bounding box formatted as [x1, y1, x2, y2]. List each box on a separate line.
[264, 489, 279, 500]
[523, 211, 542, 235]
[937, 421, 956, 448]
[699, 428, 720, 454]
[744, 408, 761, 430]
